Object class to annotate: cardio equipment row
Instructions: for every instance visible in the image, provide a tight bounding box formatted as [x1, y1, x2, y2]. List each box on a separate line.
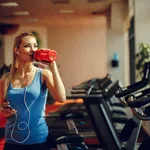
[46, 61, 150, 150]
[46, 76, 127, 149]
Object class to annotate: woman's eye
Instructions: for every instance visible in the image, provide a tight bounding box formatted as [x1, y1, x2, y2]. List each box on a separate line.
[24, 45, 30, 48]
[24, 44, 38, 48]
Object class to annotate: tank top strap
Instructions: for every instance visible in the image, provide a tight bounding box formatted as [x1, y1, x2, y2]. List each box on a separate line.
[35, 68, 43, 85]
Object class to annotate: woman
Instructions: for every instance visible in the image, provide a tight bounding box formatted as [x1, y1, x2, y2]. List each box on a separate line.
[0, 32, 66, 150]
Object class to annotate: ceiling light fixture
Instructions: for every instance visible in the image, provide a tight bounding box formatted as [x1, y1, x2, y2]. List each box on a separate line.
[0, 2, 18, 7]
[59, 9, 74, 13]
[27, 18, 39, 22]
[14, 11, 30, 16]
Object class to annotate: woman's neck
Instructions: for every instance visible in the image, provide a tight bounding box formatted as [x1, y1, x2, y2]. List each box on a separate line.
[16, 62, 35, 76]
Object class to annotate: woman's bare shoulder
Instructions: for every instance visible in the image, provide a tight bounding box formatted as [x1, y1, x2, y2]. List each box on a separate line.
[42, 69, 52, 78]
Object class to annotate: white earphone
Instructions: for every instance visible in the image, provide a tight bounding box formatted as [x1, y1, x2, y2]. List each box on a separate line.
[11, 88, 30, 143]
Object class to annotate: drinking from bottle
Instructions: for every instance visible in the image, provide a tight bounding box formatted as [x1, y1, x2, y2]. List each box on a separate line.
[33, 49, 57, 63]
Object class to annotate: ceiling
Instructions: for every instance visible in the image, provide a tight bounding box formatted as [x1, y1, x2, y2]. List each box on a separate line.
[0, 0, 127, 27]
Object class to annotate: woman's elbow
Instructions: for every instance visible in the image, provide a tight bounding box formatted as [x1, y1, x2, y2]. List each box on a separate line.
[52, 91, 66, 103]
[58, 96, 66, 103]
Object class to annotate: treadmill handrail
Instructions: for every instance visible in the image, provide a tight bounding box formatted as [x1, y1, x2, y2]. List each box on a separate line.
[67, 94, 103, 99]
[124, 86, 150, 102]
[104, 80, 120, 98]
[115, 62, 150, 98]
[72, 78, 97, 90]
[71, 90, 102, 95]
[126, 93, 150, 108]
[131, 86, 150, 99]
[105, 80, 119, 92]
[86, 84, 95, 95]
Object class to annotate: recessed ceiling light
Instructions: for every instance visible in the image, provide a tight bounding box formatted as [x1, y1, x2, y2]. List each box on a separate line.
[0, 2, 18, 7]
[59, 9, 74, 13]
[14, 11, 30, 16]
[27, 18, 39, 22]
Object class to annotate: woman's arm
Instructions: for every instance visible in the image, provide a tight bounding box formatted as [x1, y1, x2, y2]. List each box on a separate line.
[42, 61, 66, 103]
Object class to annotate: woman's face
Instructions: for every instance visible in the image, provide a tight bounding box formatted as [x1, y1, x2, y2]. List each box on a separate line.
[16, 35, 38, 62]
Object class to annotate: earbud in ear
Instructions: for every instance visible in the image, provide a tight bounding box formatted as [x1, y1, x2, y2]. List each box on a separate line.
[15, 50, 19, 55]
[14, 48, 18, 55]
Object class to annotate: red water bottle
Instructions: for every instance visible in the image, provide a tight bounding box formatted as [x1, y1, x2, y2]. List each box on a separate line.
[33, 49, 57, 63]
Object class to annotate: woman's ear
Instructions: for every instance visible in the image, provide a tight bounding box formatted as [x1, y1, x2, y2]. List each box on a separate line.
[14, 48, 19, 55]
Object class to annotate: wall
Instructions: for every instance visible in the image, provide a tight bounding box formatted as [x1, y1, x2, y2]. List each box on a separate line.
[4, 26, 47, 65]
[2, 10, 129, 92]
[2, 18, 107, 93]
[47, 16, 108, 92]
[135, 0, 150, 50]
[107, 2, 130, 86]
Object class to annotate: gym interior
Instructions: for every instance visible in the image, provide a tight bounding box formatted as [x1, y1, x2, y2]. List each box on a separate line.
[1, 0, 150, 149]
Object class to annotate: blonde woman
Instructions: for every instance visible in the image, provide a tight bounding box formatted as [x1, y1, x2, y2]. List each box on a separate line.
[0, 32, 66, 150]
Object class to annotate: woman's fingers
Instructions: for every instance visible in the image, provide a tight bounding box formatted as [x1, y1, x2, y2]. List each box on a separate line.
[1, 102, 17, 117]
[1, 107, 16, 117]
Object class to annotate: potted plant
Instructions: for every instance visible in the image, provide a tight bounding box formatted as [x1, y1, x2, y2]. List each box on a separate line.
[136, 43, 150, 80]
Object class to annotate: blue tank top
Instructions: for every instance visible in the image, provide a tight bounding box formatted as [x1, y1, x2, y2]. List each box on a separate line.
[5, 68, 49, 144]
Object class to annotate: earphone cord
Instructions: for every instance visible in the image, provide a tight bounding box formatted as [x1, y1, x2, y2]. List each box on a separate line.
[11, 88, 30, 143]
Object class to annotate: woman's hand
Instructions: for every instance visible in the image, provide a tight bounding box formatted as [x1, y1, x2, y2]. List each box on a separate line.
[0, 101, 16, 118]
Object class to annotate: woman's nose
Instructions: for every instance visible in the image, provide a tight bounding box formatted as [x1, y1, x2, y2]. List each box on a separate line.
[31, 47, 36, 52]
[32, 49, 36, 52]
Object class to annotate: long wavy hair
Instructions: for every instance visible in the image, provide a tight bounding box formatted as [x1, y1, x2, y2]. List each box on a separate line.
[4, 32, 36, 98]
